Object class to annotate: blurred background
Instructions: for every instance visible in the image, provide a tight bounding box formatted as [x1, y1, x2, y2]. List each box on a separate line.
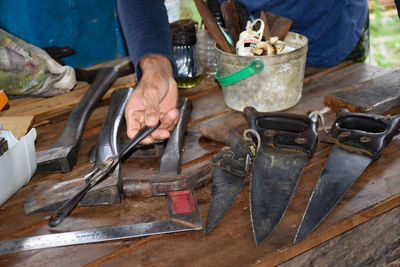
[369, 0, 400, 67]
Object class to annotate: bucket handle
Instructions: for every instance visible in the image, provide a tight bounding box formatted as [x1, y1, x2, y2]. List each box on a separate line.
[215, 60, 264, 86]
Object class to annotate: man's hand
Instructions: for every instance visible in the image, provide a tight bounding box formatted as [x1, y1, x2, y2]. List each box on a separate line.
[125, 54, 179, 143]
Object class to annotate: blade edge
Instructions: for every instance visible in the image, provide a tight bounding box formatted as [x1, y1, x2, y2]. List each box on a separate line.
[250, 146, 308, 246]
[205, 167, 246, 235]
[294, 146, 373, 243]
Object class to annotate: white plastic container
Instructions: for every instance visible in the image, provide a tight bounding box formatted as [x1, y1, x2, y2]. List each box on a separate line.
[0, 128, 37, 206]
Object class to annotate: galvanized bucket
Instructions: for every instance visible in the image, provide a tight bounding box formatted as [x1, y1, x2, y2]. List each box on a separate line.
[215, 32, 308, 112]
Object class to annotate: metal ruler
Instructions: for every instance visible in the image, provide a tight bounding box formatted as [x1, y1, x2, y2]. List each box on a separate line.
[0, 190, 202, 255]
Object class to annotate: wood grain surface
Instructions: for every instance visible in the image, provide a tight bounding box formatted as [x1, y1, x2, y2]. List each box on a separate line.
[0, 63, 399, 267]
[324, 68, 400, 114]
[0, 116, 34, 139]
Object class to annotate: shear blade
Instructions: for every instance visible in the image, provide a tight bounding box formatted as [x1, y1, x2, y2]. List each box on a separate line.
[294, 146, 372, 243]
[250, 146, 308, 246]
[205, 166, 246, 235]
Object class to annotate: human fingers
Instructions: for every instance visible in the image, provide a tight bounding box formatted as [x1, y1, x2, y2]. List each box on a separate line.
[157, 78, 179, 131]
[124, 93, 146, 139]
[143, 86, 162, 127]
[162, 108, 180, 131]
[149, 108, 179, 140]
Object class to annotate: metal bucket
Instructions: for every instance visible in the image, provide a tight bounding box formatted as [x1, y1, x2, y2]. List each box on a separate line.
[215, 32, 308, 112]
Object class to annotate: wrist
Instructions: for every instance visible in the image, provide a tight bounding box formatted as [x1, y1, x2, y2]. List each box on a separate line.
[139, 54, 173, 79]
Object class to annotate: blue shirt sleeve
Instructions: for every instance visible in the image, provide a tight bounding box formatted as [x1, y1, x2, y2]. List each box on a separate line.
[116, 0, 174, 80]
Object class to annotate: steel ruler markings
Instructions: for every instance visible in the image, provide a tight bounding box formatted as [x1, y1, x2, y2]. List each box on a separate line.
[0, 190, 202, 255]
[0, 220, 202, 255]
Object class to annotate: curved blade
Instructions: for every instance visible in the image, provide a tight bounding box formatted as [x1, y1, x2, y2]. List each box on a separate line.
[294, 146, 373, 243]
[205, 167, 246, 235]
[250, 146, 308, 246]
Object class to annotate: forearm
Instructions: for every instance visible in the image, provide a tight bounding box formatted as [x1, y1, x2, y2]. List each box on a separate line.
[116, 0, 174, 80]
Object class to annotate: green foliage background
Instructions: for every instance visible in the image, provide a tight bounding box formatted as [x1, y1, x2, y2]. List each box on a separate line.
[370, 0, 400, 68]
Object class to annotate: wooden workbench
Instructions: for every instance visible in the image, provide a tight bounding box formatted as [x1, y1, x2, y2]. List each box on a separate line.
[0, 62, 399, 266]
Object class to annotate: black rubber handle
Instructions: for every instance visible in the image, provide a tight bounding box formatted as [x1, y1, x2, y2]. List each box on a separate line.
[119, 122, 161, 162]
[330, 110, 400, 159]
[48, 183, 92, 227]
[51, 58, 132, 149]
[244, 107, 319, 157]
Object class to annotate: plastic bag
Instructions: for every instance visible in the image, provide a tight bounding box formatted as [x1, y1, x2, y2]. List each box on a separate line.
[0, 28, 76, 97]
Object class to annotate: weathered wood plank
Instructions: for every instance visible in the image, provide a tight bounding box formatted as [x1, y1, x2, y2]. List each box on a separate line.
[324, 68, 400, 114]
[278, 205, 400, 267]
[0, 63, 399, 267]
[0, 75, 136, 124]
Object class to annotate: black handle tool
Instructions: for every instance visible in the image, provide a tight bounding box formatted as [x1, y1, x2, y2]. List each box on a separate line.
[48, 122, 160, 227]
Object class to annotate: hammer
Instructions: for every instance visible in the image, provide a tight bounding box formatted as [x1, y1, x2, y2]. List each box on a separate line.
[25, 93, 212, 214]
[25, 87, 134, 213]
[35, 57, 134, 173]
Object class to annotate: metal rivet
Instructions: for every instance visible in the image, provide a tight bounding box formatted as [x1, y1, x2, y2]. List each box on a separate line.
[295, 137, 307, 144]
[360, 136, 371, 143]
[339, 131, 351, 138]
[264, 129, 275, 136]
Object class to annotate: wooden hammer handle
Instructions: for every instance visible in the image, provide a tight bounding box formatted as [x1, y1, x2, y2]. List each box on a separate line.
[194, 0, 234, 53]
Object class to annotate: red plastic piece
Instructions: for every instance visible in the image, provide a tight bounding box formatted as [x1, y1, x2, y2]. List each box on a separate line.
[168, 190, 196, 214]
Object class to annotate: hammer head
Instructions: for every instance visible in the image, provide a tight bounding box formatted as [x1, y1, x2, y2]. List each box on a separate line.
[25, 166, 121, 214]
[36, 146, 79, 173]
[26, 97, 207, 214]
[25, 161, 213, 214]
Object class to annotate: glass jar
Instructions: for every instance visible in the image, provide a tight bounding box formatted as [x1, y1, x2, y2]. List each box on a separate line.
[170, 19, 204, 89]
[196, 28, 217, 76]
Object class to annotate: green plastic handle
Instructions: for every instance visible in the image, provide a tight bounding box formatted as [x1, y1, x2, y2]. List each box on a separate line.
[215, 60, 264, 86]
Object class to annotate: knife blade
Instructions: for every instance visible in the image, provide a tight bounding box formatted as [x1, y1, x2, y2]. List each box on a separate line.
[294, 110, 400, 243]
[244, 107, 318, 246]
[205, 130, 257, 235]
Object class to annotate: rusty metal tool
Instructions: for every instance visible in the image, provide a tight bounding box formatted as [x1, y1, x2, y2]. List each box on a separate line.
[205, 129, 257, 235]
[36, 57, 134, 173]
[88, 140, 166, 163]
[233, 0, 251, 31]
[25, 87, 133, 214]
[25, 97, 212, 214]
[220, 0, 242, 45]
[48, 120, 159, 227]
[294, 110, 400, 243]
[100, 96, 212, 197]
[121, 97, 212, 198]
[204, 107, 319, 246]
[194, 0, 234, 53]
[259, 10, 292, 41]
[245, 107, 318, 246]
[0, 189, 202, 255]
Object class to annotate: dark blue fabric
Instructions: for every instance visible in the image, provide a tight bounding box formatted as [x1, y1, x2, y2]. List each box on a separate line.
[117, 0, 372, 74]
[223, 0, 369, 67]
[396, 0, 400, 18]
[117, 0, 174, 80]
